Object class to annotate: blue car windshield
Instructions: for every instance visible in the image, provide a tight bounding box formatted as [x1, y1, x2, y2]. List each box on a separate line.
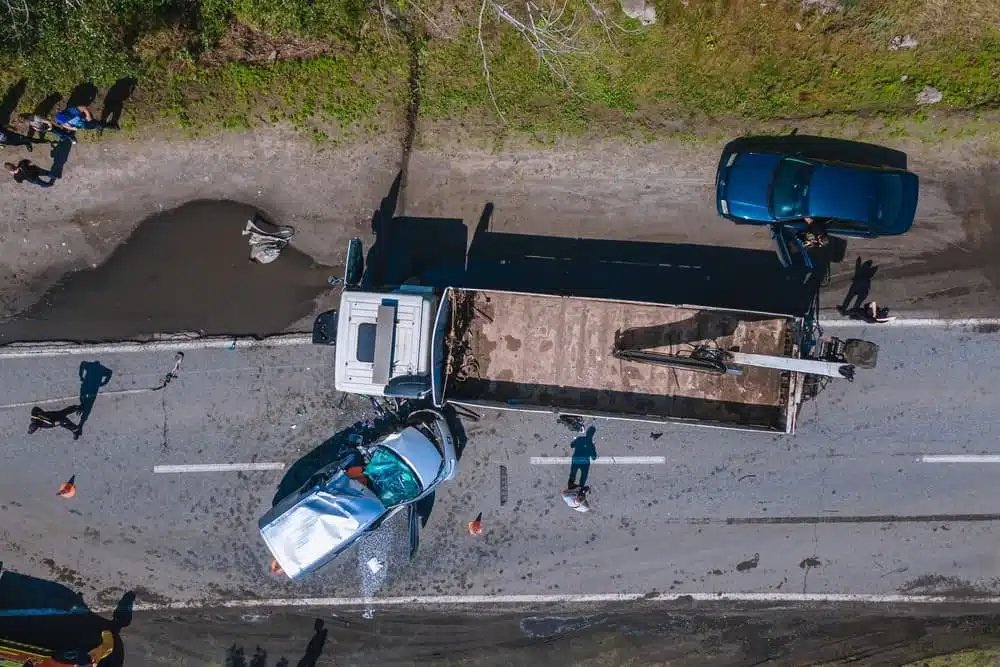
[770, 159, 814, 220]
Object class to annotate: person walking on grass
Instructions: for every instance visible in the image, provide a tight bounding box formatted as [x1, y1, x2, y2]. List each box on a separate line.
[28, 405, 83, 439]
[5, 160, 54, 187]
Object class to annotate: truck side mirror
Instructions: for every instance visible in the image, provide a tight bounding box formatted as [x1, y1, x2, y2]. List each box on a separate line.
[312, 310, 338, 346]
[345, 237, 364, 287]
[384, 375, 432, 399]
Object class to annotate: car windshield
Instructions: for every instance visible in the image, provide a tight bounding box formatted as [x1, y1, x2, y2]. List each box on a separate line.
[770, 158, 814, 220]
[876, 174, 903, 225]
[365, 446, 423, 506]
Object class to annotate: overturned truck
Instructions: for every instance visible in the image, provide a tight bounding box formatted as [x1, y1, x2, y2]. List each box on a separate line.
[317, 241, 877, 434]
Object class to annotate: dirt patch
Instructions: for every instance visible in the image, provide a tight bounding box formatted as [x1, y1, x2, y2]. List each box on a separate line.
[200, 22, 345, 67]
[0, 200, 334, 343]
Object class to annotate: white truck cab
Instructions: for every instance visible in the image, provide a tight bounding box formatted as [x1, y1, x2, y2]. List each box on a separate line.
[333, 287, 436, 396]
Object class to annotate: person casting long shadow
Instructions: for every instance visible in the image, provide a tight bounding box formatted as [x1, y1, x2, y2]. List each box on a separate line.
[297, 619, 328, 667]
[839, 257, 878, 314]
[78, 361, 113, 434]
[567, 426, 597, 490]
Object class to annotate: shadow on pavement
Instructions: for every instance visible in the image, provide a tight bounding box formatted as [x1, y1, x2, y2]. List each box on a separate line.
[724, 133, 909, 170]
[465, 210, 827, 317]
[0, 565, 130, 666]
[358, 180, 826, 317]
[271, 412, 398, 507]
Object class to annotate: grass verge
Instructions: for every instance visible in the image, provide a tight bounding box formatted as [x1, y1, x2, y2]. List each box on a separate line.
[0, 0, 997, 145]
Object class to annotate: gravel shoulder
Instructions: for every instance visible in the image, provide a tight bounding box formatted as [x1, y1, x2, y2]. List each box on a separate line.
[0, 126, 997, 342]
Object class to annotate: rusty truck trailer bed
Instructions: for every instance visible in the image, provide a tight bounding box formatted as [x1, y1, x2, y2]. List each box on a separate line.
[441, 289, 799, 431]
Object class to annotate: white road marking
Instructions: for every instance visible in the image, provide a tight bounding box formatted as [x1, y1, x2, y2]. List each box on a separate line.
[85, 591, 1000, 614]
[530, 456, 666, 465]
[153, 463, 286, 473]
[920, 455, 1000, 464]
[0, 333, 314, 359]
[823, 317, 1000, 329]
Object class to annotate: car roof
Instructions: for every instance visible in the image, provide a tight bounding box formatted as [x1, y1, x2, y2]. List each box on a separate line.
[379, 426, 444, 491]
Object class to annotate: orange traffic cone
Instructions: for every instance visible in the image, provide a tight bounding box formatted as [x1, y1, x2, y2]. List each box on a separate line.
[468, 512, 483, 536]
[57, 475, 76, 499]
[269, 559, 283, 575]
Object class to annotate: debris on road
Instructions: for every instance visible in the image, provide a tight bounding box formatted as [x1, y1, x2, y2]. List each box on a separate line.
[557, 415, 586, 433]
[269, 559, 283, 575]
[243, 215, 295, 264]
[57, 475, 76, 499]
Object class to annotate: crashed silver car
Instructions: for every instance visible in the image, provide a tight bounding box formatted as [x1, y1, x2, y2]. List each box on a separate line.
[259, 409, 457, 581]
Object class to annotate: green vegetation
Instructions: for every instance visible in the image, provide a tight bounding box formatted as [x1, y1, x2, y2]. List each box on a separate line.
[0, 0, 997, 142]
[904, 647, 1000, 666]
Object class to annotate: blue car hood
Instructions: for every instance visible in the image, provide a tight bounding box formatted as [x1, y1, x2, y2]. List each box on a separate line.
[720, 152, 781, 223]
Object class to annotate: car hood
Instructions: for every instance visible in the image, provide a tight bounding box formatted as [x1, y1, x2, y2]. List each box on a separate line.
[259, 471, 388, 581]
[719, 152, 782, 223]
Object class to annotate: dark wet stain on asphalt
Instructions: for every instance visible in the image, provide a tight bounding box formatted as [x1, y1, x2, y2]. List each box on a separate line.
[0, 200, 334, 342]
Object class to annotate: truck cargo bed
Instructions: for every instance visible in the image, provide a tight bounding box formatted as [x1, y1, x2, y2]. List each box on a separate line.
[438, 288, 800, 431]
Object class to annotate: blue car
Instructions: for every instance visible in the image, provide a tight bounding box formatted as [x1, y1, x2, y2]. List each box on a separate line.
[715, 149, 919, 267]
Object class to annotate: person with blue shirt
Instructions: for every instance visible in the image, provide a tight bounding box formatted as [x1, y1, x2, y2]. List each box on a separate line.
[52, 105, 102, 144]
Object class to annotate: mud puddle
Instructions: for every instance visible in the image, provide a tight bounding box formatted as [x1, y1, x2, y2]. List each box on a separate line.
[0, 200, 336, 343]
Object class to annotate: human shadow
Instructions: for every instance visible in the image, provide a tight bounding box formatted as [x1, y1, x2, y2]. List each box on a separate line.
[78, 360, 113, 430]
[0, 566, 129, 667]
[362, 170, 468, 290]
[100, 77, 137, 129]
[568, 426, 597, 489]
[0, 78, 26, 128]
[296, 619, 328, 667]
[49, 138, 73, 179]
[65, 81, 99, 110]
[722, 132, 909, 170]
[839, 257, 878, 314]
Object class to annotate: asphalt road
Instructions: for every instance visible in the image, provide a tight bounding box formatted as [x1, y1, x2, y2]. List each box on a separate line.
[0, 324, 998, 616]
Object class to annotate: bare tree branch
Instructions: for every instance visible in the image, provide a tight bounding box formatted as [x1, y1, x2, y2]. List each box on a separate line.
[478, 0, 505, 122]
[476, 0, 649, 121]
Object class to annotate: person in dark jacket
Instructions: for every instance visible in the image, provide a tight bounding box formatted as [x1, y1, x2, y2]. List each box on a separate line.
[5, 159, 54, 187]
[28, 405, 82, 438]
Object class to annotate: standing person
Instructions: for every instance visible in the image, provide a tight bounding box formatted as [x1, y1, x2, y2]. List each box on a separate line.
[53, 106, 102, 144]
[4, 160, 54, 187]
[28, 405, 83, 438]
[567, 426, 597, 490]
